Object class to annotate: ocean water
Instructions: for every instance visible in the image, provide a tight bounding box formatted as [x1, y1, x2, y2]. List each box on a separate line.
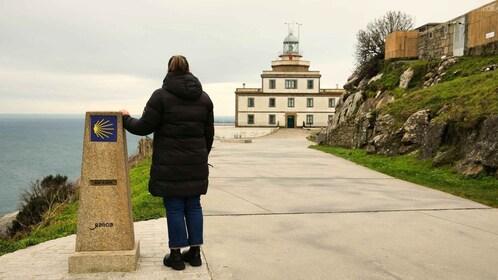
[0, 114, 143, 217]
[0, 114, 234, 217]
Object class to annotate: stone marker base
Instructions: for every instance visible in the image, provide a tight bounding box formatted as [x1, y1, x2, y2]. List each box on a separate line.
[68, 241, 140, 274]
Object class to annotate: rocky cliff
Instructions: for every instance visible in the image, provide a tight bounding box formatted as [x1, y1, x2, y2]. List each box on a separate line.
[325, 57, 498, 177]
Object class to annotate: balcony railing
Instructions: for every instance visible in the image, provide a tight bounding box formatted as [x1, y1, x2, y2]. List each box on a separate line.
[235, 88, 261, 93]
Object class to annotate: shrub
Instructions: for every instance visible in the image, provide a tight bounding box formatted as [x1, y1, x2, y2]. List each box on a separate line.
[9, 174, 76, 237]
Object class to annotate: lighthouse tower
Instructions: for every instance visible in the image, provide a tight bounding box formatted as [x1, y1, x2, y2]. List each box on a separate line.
[270, 28, 311, 74]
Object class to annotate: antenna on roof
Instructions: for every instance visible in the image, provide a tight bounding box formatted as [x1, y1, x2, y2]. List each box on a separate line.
[285, 21, 295, 34]
[296, 22, 302, 53]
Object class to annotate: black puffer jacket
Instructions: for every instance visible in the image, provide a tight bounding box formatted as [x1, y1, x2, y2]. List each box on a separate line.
[123, 71, 214, 197]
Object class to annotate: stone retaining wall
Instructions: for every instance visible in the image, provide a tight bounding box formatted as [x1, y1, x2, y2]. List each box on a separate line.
[214, 126, 278, 139]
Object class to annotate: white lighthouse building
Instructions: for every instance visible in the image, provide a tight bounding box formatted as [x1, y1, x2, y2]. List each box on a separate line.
[234, 28, 344, 128]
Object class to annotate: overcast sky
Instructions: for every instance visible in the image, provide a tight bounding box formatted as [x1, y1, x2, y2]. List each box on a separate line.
[0, 0, 492, 116]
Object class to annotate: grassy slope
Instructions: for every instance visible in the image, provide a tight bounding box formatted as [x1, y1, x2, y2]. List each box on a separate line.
[0, 157, 158, 256]
[384, 68, 498, 127]
[367, 56, 498, 128]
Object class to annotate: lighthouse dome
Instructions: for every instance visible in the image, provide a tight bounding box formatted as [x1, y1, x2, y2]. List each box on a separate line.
[284, 32, 299, 43]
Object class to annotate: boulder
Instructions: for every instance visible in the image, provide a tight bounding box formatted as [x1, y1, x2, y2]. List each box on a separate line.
[325, 120, 356, 148]
[368, 73, 383, 85]
[401, 109, 431, 145]
[331, 91, 365, 129]
[357, 77, 370, 92]
[369, 114, 401, 156]
[455, 115, 498, 176]
[399, 67, 414, 89]
[360, 97, 376, 113]
[432, 148, 459, 167]
[419, 122, 447, 159]
[0, 211, 19, 239]
[366, 144, 376, 154]
[343, 70, 362, 91]
[375, 92, 395, 109]
[373, 114, 396, 135]
[425, 72, 434, 79]
[454, 161, 487, 177]
[424, 57, 460, 87]
[353, 112, 376, 148]
[466, 116, 498, 168]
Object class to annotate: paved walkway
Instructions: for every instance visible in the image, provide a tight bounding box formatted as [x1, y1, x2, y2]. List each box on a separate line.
[1, 129, 497, 279]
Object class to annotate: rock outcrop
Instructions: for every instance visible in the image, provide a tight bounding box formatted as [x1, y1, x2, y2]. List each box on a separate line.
[454, 116, 498, 176]
[325, 57, 497, 177]
[423, 57, 459, 87]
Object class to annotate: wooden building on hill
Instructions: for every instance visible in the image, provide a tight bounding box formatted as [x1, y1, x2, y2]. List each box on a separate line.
[385, 1, 498, 60]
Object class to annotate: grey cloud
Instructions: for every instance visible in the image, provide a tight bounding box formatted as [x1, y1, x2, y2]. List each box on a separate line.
[0, 0, 491, 113]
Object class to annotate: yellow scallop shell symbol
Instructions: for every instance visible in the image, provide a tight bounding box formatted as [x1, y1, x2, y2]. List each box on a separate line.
[93, 119, 115, 139]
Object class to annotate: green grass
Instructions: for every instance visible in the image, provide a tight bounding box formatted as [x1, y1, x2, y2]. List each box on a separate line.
[0, 157, 159, 256]
[310, 145, 498, 208]
[440, 56, 498, 82]
[383, 70, 498, 127]
[366, 56, 498, 128]
[129, 157, 164, 220]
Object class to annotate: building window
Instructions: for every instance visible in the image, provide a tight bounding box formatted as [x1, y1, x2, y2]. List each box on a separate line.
[307, 80, 314, 89]
[287, 98, 295, 107]
[444, 25, 449, 34]
[269, 79, 276, 89]
[248, 115, 254, 124]
[248, 98, 254, 107]
[328, 98, 336, 108]
[269, 98, 276, 108]
[285, 79, 297, 89]
[306, 115, 314, 125]
[269, 114, 276, 125]
[307, 98, 314, 108]
[429, 32, 433, 39]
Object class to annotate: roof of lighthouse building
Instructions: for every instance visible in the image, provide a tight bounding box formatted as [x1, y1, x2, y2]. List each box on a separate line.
[284, 31, 298, 43]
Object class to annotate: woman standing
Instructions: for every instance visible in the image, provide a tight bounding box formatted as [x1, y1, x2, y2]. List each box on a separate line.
[120, 55, 214, 271]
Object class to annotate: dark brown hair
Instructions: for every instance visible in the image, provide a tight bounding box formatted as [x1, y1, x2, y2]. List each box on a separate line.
[168, 55, 190, 72]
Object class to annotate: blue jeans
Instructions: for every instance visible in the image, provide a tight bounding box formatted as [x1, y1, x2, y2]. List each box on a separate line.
[162, 196, 203, 249]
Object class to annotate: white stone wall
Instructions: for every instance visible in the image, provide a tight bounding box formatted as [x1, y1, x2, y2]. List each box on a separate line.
[214, 126, 278, 139]
[262, 77, 320, 93]
[238, 96, 338, 113]
[236, 112, 334, 127]
[236, 94, 339, 127]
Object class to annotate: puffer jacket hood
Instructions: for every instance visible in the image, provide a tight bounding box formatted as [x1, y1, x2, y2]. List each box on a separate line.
[162, 71, 203, 100]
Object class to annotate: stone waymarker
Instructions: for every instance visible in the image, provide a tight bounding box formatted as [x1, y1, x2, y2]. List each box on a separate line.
[69, 112, 140, 273]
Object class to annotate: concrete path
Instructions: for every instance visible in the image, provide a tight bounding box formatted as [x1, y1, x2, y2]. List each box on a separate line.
[203, 129, 498, 280]
[1, 128, 497, 279]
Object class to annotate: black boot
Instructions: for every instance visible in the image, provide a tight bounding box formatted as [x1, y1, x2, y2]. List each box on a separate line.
[163, 249, 185, 270]
[182, 246, 202, 267]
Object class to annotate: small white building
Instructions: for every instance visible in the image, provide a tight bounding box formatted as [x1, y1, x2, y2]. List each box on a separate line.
[235, 30, 345, 128]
